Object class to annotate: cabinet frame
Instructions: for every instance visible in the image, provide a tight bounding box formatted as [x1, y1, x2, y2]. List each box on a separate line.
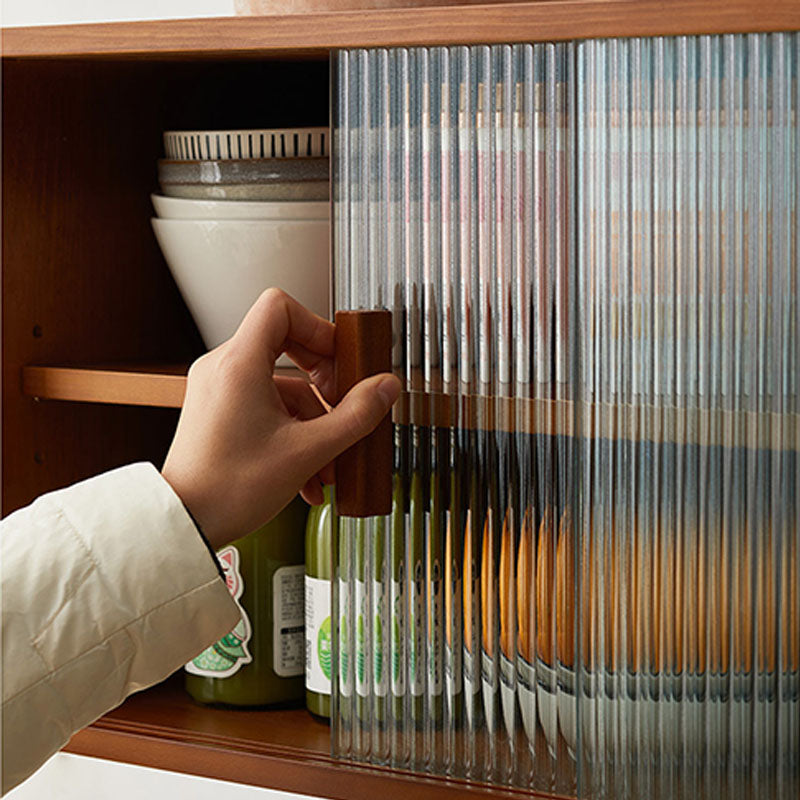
[3, 2, 799, 797]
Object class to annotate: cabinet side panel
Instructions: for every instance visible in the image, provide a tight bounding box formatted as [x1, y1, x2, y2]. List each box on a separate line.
[1, 59, 201, 514]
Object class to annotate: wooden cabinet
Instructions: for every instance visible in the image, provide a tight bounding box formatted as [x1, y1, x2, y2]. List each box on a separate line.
[3, 3, 799, 797]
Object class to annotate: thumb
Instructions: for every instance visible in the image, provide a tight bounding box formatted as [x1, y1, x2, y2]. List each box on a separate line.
[305, 373, 401, 465]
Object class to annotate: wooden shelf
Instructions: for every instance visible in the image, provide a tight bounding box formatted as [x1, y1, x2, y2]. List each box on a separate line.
[3, 0, 800, 60]
[22, 363, 798, 449]
[64, 674, 558, 799]
[22, 364, 190, 408]
[20, 364, 309, 409]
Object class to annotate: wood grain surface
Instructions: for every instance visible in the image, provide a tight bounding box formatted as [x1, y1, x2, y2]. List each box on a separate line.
[334, 310, 393, 517]
[20, 364, 311, 408]
[65, 675, 569, 799]
[1, 60, 199, 514]
[3, 1, 799, 60]
[22, 364, 190, 408]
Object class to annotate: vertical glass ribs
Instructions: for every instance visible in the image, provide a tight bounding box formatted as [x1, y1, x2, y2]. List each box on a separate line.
[333, 34, 799, 799]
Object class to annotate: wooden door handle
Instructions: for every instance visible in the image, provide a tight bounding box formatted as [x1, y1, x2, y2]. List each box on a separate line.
[334, 309, 393, 517]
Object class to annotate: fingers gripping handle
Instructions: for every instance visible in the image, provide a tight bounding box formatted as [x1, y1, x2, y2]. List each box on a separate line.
[334, 310, 393, 517]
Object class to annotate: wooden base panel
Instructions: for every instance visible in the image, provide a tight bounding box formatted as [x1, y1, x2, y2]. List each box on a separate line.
[65, 676, 560, 800]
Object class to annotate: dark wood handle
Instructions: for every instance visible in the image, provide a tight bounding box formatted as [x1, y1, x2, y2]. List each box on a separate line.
[334, 309, 393, 517]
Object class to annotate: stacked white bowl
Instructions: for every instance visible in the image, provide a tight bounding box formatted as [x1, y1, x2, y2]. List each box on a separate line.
[151, 128, 330, 360]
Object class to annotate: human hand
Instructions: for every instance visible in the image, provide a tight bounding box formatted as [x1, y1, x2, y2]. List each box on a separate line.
[161, 288, 401, 550]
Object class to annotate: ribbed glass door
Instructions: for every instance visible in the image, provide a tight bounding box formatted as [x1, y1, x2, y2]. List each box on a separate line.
[332, 34, 798, 799]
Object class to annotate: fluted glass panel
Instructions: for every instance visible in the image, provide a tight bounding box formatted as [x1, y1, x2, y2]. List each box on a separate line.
[576, 34, 799, 800]
[332, 34, 798, 799]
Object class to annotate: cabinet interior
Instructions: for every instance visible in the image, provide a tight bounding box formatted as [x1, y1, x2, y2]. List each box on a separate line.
[2, 56, 329, 514]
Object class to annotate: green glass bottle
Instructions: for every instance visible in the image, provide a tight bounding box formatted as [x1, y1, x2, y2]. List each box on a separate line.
[408, 427, 425, 727]
[370, 513, 388, 727]
[390, 424, 408, 726]
[185, 496, 308, 707]
[354, 516, 369, 723]
[390, 452, 407, 726]
[305, 486, 333, 719]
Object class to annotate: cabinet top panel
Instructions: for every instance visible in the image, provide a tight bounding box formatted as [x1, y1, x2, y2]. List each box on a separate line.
[3, 0, 800, 60]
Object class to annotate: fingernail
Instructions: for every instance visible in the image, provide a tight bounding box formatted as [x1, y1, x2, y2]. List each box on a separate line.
[377, 375, 401, 406]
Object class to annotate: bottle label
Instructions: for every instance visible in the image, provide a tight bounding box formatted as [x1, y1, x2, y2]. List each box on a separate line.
[428, 556, 444, 697]
[445, 510, 463, 696]
[186, 546, 253, 679]
[410, 559, 425, 697]
[372, 577, 388, 697]
[273, 565, 305, 677]
[391, 576, 405, 696]
[355, 578, 369, 698]
[339, 578, 353, 697]
[305, 575, 332, 695]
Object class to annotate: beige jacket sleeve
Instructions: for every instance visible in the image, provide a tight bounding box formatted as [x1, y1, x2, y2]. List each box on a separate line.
[1, 463, 240, 795]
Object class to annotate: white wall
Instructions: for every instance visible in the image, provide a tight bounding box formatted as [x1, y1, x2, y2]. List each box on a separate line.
[1, 1, 236, 26]
[7, 753, 326, 800]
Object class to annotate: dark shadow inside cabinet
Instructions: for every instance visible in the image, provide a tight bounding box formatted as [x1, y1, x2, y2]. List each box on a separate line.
[1, 56, 330, 514]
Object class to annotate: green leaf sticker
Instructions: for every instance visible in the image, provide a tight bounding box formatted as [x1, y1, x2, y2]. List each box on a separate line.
[409, 612, 417, 680]
[340, 616, 349, 681]
[214, 633, 247, 661]
[392, 616, 401, 683]
[185, 545, 253, 679]
[356, 614, 366, 684]
[374, 613, 383, 683]
[192, 645, 236, 673]
[318, 616, 332, 680]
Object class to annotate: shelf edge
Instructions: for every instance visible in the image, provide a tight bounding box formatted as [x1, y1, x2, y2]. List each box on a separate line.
[64, 723, 565, 800]
[3, 1, 800, 59]
[22, 364, 799, 449]
[22, 365, 188, 408]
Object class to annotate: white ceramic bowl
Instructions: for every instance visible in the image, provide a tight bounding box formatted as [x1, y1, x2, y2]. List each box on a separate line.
[151, 194, 330, 221]
[151, 218, 330, 360]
